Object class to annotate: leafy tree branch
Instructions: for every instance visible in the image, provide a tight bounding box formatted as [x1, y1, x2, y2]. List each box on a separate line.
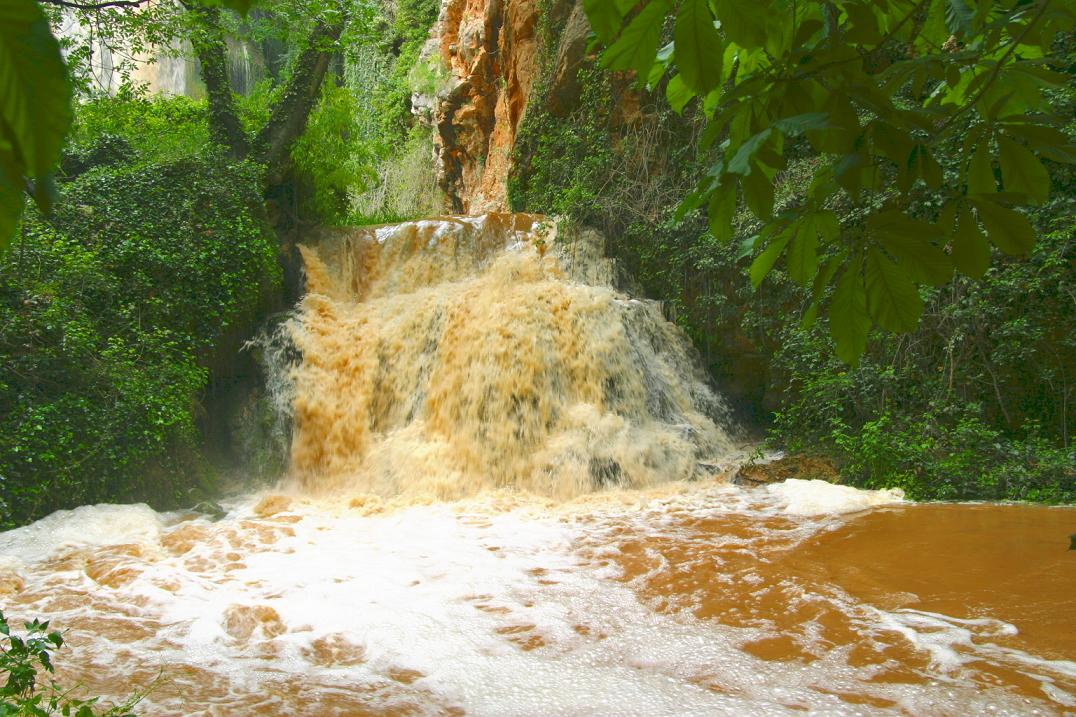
[584, 0, 1075, 364]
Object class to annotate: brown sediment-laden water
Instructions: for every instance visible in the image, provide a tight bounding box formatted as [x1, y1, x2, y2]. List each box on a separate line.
[0, 215, 1071, 715]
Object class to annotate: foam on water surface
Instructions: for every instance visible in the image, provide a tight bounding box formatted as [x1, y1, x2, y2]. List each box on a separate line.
[0, 480, 1072, 716]
[768, 478, 905, 516]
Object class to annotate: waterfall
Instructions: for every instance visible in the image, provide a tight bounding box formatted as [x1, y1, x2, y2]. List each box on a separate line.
[270, 213, 737, 500]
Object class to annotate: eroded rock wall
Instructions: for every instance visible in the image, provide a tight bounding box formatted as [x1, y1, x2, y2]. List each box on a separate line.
[415, 0, 583, 212]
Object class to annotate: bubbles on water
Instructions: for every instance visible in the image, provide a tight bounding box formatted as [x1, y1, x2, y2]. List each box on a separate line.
[768, 479, 905, 516]
[2, 482, 1073, 715]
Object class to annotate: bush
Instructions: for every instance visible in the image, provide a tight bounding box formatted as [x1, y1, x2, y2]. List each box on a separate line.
[69, 94, 210, 166]
[0, 148, 280, 528]
[290, 81, 378, 224]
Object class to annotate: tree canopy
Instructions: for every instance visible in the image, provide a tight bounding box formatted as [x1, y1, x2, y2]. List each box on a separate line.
[0, 0, 379, 252]
[583, 0, 1074, 363]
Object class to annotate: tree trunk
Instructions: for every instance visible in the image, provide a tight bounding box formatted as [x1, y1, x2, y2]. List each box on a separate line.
[191, 10, 344, 301]
[191, 7, 251, 160]
[253, 21, 344, 185]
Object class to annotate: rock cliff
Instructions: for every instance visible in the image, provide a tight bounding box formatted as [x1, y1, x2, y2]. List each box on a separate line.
[415, 0, 590, 212]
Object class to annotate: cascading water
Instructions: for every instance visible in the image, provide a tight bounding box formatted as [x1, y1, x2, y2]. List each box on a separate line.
[276, 213, 737, 500]
[0, 214, 1073, 716]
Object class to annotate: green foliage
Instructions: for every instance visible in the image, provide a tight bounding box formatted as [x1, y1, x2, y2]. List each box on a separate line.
[583, 0, 1076, 364]
[510, 69, 621, 220]
[406, 53, 450, 97]
[0, 144, 279, 528]
[0, 0, 72, 251]
[290, 81, 377, 223]
[367, 0, 441, 143]
[320, 0, 442, 223]
[510, 24, 1073, 502]
[68, 95, 211, 167]
[351, 125, 442, 223]
[769, 193, 1074, 501]
[0, 610, 139, 716]
[71, 85, 379, 225]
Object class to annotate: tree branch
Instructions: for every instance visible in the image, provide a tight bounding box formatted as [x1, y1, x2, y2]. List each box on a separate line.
[252, 19, 344, 184]
[38, 0, 151, 10]
[190, 5, 251, 159]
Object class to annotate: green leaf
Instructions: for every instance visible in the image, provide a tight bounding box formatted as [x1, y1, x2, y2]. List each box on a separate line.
[0, 158, 22, 251]
[219, 0, 255, 14]
[674, 173, 717, 220]
[911, 144, 943, 190]
[601, 0, 672, 77]
[973, 199, 1036, 255]
[872, 121, 915, 167]
[0, 0, 72, 248]
[812, 252, 844, 301]
[870, 212, 953, 286]
[674, 0, 724, 93]
[997, 135, 1050, 205]
[31, 172, 57, 214]
[829, 262, 870, 366]
[785, 211, 837, 287]
[945, 0, 976, 34]
[749, 227, 792, 288]
[742, 163, 774, 219]
[786, 219, 818, 287]
[844, 1, 882, 44]
[0, 0, 72, 177]
[666, 74, 695, 113]
[584, 0, 631, 42]
[707, 180, 737, 242]
[998, 122, 1069, 151]
[952, 203, 991, 278]
[967, 140, 996, 195]
[713, 0, 770, 49]
[727, 129, 773, 175]
[736, 233, 760, 260]
[773, 112, 830, 136]
[865, 247, 922, 332]
[648, 43, 674, 86]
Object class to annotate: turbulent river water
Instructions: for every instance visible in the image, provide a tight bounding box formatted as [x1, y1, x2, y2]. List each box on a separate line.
[0, 215, 1072, 716]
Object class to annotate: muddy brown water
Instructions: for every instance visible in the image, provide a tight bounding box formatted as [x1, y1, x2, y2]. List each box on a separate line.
[0, 485, 1071, 716]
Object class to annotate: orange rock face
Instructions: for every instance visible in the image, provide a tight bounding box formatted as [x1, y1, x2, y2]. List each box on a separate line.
[422, 0, 542, 212]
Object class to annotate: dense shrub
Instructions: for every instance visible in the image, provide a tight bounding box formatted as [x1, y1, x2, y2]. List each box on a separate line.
[770, 198, 1075, 501]
[69, 94, 211, 166]
[0, 149, 280, 528]
[341, 0, 444, 223]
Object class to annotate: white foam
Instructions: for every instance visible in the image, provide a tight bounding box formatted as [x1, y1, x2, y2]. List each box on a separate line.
[0, 502, 164, 565]
[0, 488, 1068, 716]
[768, 479, 905, 516]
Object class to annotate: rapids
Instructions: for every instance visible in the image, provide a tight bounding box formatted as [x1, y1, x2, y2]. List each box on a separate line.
[0, 485, 1072, 715]
[0, 215, 1073, 715]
